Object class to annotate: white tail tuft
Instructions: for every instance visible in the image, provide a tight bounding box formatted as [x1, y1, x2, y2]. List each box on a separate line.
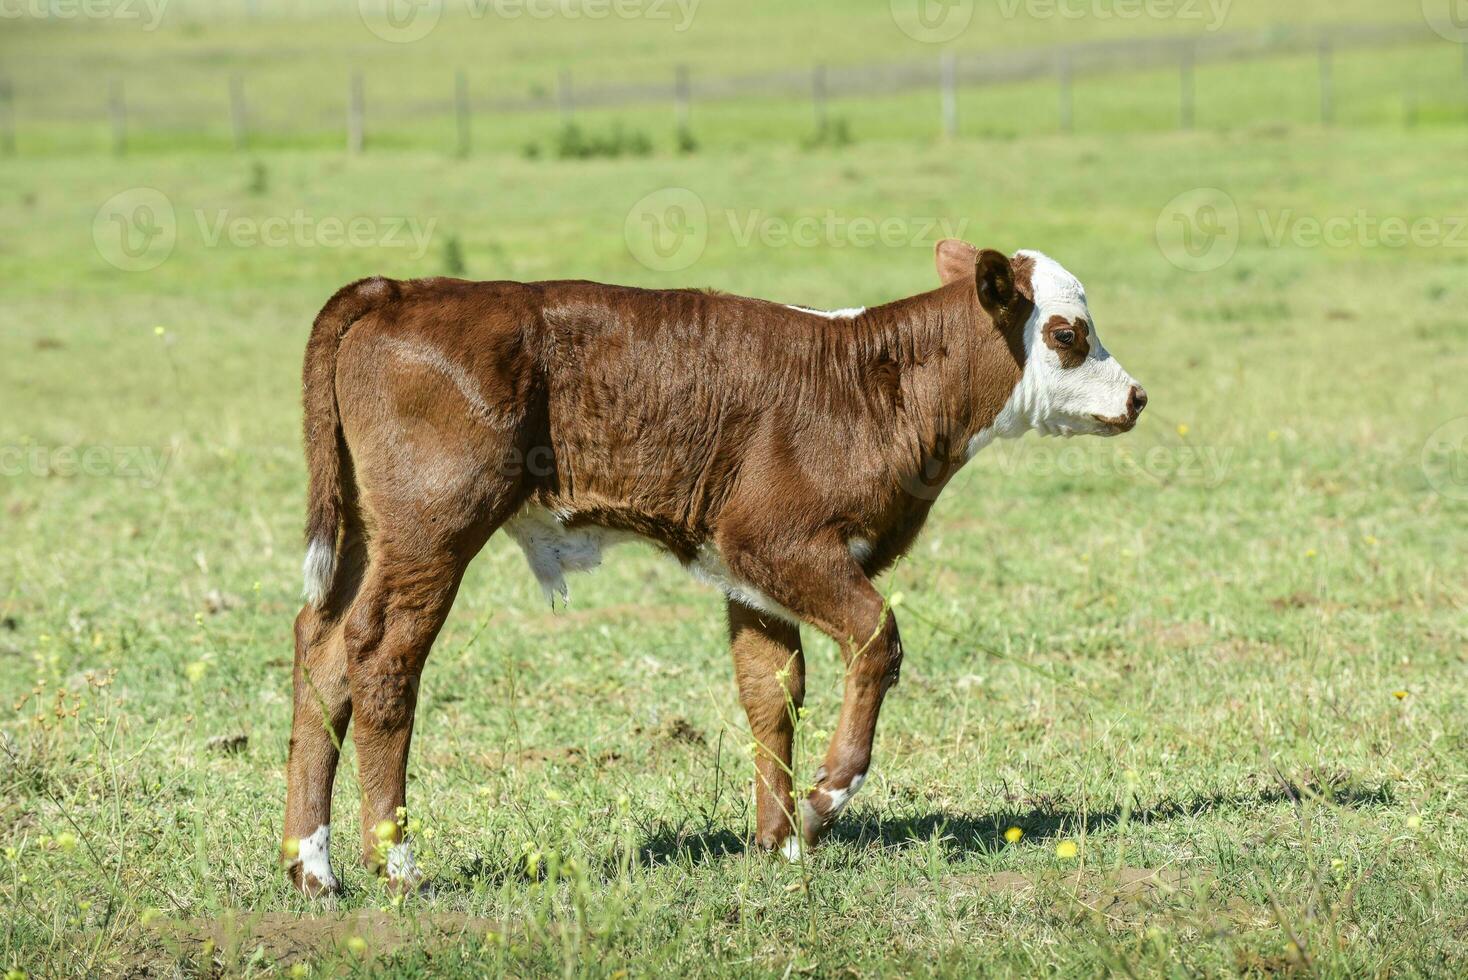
[302, 537, 337, 608]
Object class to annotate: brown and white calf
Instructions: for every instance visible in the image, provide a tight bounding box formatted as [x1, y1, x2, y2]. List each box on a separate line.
[281, 239, 1145, 894]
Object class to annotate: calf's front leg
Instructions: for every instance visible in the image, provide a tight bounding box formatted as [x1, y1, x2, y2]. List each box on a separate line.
[798, 598, 901, 850]
[720, 532, 903, 856]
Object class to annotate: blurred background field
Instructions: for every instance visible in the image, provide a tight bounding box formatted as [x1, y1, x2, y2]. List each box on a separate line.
[2, 1, 1467, 977]
[6, 0, 1468, 155]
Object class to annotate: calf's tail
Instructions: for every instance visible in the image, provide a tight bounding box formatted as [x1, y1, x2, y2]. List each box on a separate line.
[300, 276, 398, 607]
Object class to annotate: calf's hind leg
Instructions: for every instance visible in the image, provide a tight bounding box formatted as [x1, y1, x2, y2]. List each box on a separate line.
[343, 541, 473, 893]
[282, 529, 367, 897]
[728, 600, 806, 857]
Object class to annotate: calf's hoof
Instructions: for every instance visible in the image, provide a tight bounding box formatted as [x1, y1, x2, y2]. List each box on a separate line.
[287, 864, 342, 900]
[385, 871, 431, 897]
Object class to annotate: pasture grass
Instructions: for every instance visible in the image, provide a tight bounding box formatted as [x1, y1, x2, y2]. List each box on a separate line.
[2, 8, 1468, 978]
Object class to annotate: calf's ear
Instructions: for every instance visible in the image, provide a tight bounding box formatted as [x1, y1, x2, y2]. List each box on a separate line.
[975, 248, 1017, 319]
[934, 238, 979, 285]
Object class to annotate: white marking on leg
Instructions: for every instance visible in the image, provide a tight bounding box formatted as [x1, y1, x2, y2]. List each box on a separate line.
[386, 840, 418, 882]
[779, 836, 804, 862]
[797, 796, 822, 839]
[296, 824, 338, 892]
[819, 772, 866, 817]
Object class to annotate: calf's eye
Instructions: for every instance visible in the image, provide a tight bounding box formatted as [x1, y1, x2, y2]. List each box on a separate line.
[1053, 329, 1076, 346]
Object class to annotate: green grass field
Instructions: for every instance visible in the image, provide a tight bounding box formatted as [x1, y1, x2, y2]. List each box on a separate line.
[3, 2, 1468, 977]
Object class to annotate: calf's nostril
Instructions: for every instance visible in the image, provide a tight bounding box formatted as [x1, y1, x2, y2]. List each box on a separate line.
[1128, 385, 1148, 416]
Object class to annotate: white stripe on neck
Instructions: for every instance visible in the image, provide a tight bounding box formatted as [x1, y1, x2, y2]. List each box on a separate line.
[786, 305, 865, 319]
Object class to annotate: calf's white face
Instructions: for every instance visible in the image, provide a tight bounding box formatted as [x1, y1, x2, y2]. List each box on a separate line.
[1008, 250, 1145, 438]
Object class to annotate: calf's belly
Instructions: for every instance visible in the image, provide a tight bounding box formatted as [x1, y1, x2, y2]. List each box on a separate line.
[502, 504, 797, 623]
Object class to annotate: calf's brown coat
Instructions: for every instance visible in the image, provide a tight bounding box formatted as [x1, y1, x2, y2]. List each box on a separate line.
[283, 243, 1037, 892]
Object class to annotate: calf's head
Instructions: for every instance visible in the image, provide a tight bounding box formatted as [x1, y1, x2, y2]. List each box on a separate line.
[937, 239, 1146, 438]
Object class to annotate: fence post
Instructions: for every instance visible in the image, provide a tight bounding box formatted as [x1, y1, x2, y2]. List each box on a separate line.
[0, 78, 14, 156]
[674, 64, 691, 142]
[940, 51, 958, 139]
[455, 70, 470, 157]
[109, 79, 127, 157]
[812, 64, 828, 135]
[1318, 37, 1333, 126]
[558, 69, 574, 125]
[347, 70, 364, 155]
[1180, 40, 1195, 130]
[229, 74, 248, 151]
[1058, 51, 1073, 134]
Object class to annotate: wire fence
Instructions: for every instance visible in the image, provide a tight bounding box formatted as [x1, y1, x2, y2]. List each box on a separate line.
[2, 18, 1462, 156]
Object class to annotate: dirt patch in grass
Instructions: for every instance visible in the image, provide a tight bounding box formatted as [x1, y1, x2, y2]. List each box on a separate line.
[652, 716, 707, 747]
[899, 866, 1218, 913]
[153, 909, 503, 968]
[1138, 618, 1213, 651]
[424, 744, 622, 770]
